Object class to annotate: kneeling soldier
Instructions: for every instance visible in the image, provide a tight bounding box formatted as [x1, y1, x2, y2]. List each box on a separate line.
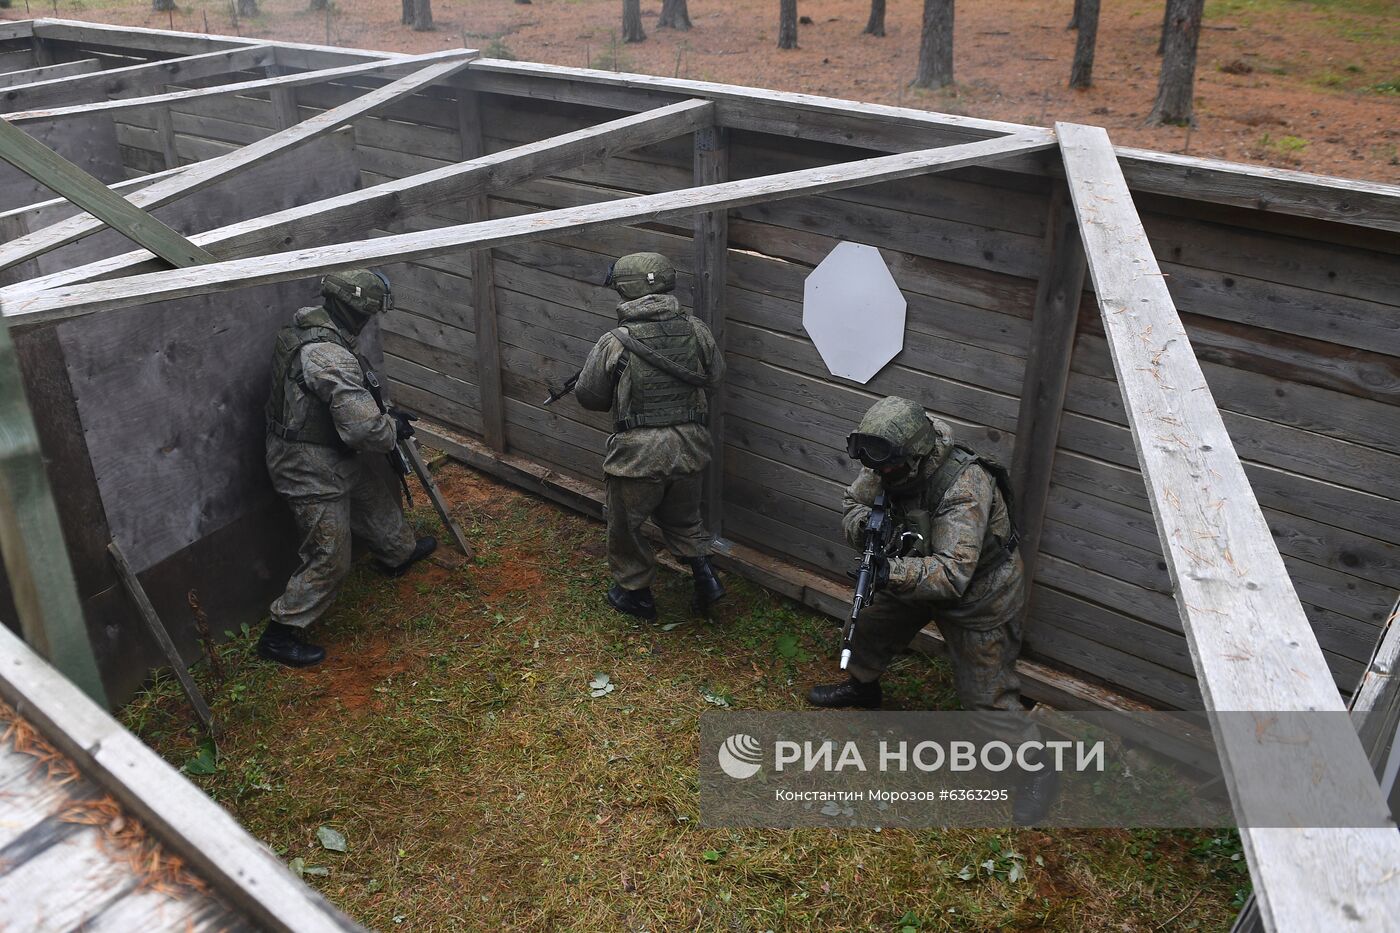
[575, 252, 727, 620]
[262, 269, 436, 667]
[810, 396, 1057, 823]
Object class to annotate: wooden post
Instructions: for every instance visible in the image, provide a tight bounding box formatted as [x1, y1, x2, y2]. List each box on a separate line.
[0, 116, 215, 269]
[693, 124, 728, 535]
[0, 295, 107, 705]
[1009, 182, 1086, 587]
[269, 86, 300, 130]
[154, 103, 181, 169]
[107, 538, 214, 733]
[457, 88, 505, 451]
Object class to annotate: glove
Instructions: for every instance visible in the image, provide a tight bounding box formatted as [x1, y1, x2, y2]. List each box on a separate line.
[389, 407, 418, 441]
[847, 553, 892, 593]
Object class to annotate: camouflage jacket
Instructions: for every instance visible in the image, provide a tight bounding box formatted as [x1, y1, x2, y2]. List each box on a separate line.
[576, 294, 725, 480]
[841, 417, 1023, 629]
[285, 307, 398, 455]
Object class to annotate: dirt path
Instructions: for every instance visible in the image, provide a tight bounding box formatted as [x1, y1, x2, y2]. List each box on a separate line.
[18, 0, 1398, 182]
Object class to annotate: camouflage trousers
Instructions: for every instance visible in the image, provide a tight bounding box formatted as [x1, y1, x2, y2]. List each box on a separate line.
[605, 472, 711, 590]
[268, 442, 417, 629]
[846, 589, 1037, 745]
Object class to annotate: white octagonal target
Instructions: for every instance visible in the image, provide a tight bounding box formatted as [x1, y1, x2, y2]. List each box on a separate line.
[802, 242, 906, 384]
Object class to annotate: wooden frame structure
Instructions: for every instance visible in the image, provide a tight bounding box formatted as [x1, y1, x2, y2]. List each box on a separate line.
[0, 20, 1396, 930]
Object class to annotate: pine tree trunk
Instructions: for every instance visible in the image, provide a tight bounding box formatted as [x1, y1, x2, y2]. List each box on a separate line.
[153, 0, 175, 11]
[1068, 0, 1099, 88]
[1157, 0, 1170, 54]
[308, 0, 326, 9]
[863, 0, 886, 37]
[1068, 0, 1081, 29]
[401, 0, 412, 25]
[412, 0, 433, 31]
[236, 0, 257, 16]
[1148, 0, 1204, 124]
[623, 0, 646, 42]
[658, 0, 691, 30]
[778, 0, 798, 49]
[914, 0, 954, 88]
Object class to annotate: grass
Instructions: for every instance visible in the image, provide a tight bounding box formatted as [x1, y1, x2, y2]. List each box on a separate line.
[123, 463, 1246, 931]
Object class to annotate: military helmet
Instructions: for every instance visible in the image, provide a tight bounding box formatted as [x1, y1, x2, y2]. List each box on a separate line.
[322, 269, 393, 316]
[847, 397, 936, 471]
[605, 252, 676, 300]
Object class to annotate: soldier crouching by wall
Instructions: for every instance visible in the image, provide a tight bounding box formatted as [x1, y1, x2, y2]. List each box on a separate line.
[261, 269, 437, 667]
[810, 396, 1059, 824]
[574, 252, 727, 621]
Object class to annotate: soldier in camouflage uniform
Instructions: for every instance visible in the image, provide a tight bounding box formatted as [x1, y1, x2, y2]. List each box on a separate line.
[809, 396, 1057, 823]
[575, 252, 727, 620]
[262, 269, 436, 667]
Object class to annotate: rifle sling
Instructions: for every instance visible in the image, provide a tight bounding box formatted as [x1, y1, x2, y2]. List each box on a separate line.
[611, 327, 715, 389]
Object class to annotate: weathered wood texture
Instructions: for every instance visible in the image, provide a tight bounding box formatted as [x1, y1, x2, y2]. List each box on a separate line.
[1060, 120, 1400, 931]
[5, 27, 1399, 721]
[0, 115, 126, 213]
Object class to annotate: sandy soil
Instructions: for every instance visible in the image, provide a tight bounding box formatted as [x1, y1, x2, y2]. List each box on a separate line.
[16, 0, 1398, 182]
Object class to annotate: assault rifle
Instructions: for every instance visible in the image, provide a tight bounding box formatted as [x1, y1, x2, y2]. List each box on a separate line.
[358, 357, 476, 560]
[842, 491, 893, 671]
[361, 365, 413, 508]
[543, 371, 580, 406]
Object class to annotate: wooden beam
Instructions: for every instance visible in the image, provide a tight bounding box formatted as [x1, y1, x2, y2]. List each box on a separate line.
[457, 89, 505, 451]
[107, 539, 214, 733]
[31, 18, 256, 56]
[0, 55, 475, 273]
[0, 623, 359, 932]
[0, 58, 100, 91]
[153, 104, 180, 170]
[0, 116, 214, 268]
[466, 59, 1400, 231]
[1, 45, 277, 113]
[0, 293, 106, 704]
[0, 21, 35, 43]
[14, 97, 718, 293]
[1009, 182, 1086, 586]
[1058, 121, 1400, 933]
[693, 125, 729, 535]
[4, 49, 468, 126]
[5, 132, 1052, 323]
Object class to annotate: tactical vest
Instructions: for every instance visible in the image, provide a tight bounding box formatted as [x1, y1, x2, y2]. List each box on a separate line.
[897, 444, 1020, 579]
[265, 309, 353, 447]
[613, 317, 709, 432]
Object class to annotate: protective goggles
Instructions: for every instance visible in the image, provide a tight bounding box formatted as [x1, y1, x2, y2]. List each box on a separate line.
[846, 432, 909, 468]
[322, 271, 393, 313]
[603, 261, 617, 287]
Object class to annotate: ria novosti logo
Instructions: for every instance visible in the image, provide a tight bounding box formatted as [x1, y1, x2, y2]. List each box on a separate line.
[717, 733, 762, 780]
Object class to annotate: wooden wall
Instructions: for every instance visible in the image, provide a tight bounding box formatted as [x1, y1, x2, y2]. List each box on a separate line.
[354, 82, 1397, 710]
[7, 30, 1394, 710]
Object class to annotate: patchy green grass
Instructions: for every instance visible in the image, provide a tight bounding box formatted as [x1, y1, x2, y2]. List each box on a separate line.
[123, 464, 1244, 931]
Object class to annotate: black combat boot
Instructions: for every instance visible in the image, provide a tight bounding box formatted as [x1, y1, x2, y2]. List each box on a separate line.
[806, 677, 883, 709]
[1011, 750, 1061, 826]
[606, 583, 657, 621]
[686, 556, 726, 612]
[378, 535, 437, 578]
[257, 621, 327, 668]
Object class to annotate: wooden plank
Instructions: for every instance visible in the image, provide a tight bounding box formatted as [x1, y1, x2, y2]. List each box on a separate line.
[466, 59, 1400, 231]
[4, 132, 1054, 323]
[0, 45, 275, 113]
[14, 97, 718, 295]
[0, 289, 107, 703]
[3, 50, 466, 126]
[0, 58, 100, 90]
[1010, 182, 1086, 586]
[107, 539, 213, 732]
[32, 20, 255, 56]
[0, 22, 34, 43]
[0, 56, 474, 273]
[1058, 121, 1400, 933]
[152, 104, 180, 169]
[0, 115, 213, 268]
[694, 124, 727, 533]
[0, 623, 362, 932]
[458, 89, 504, 451]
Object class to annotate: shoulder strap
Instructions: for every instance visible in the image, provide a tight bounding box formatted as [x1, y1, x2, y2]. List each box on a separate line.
[926, 444, 1020, 536]
[610, 326, 714, 388]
